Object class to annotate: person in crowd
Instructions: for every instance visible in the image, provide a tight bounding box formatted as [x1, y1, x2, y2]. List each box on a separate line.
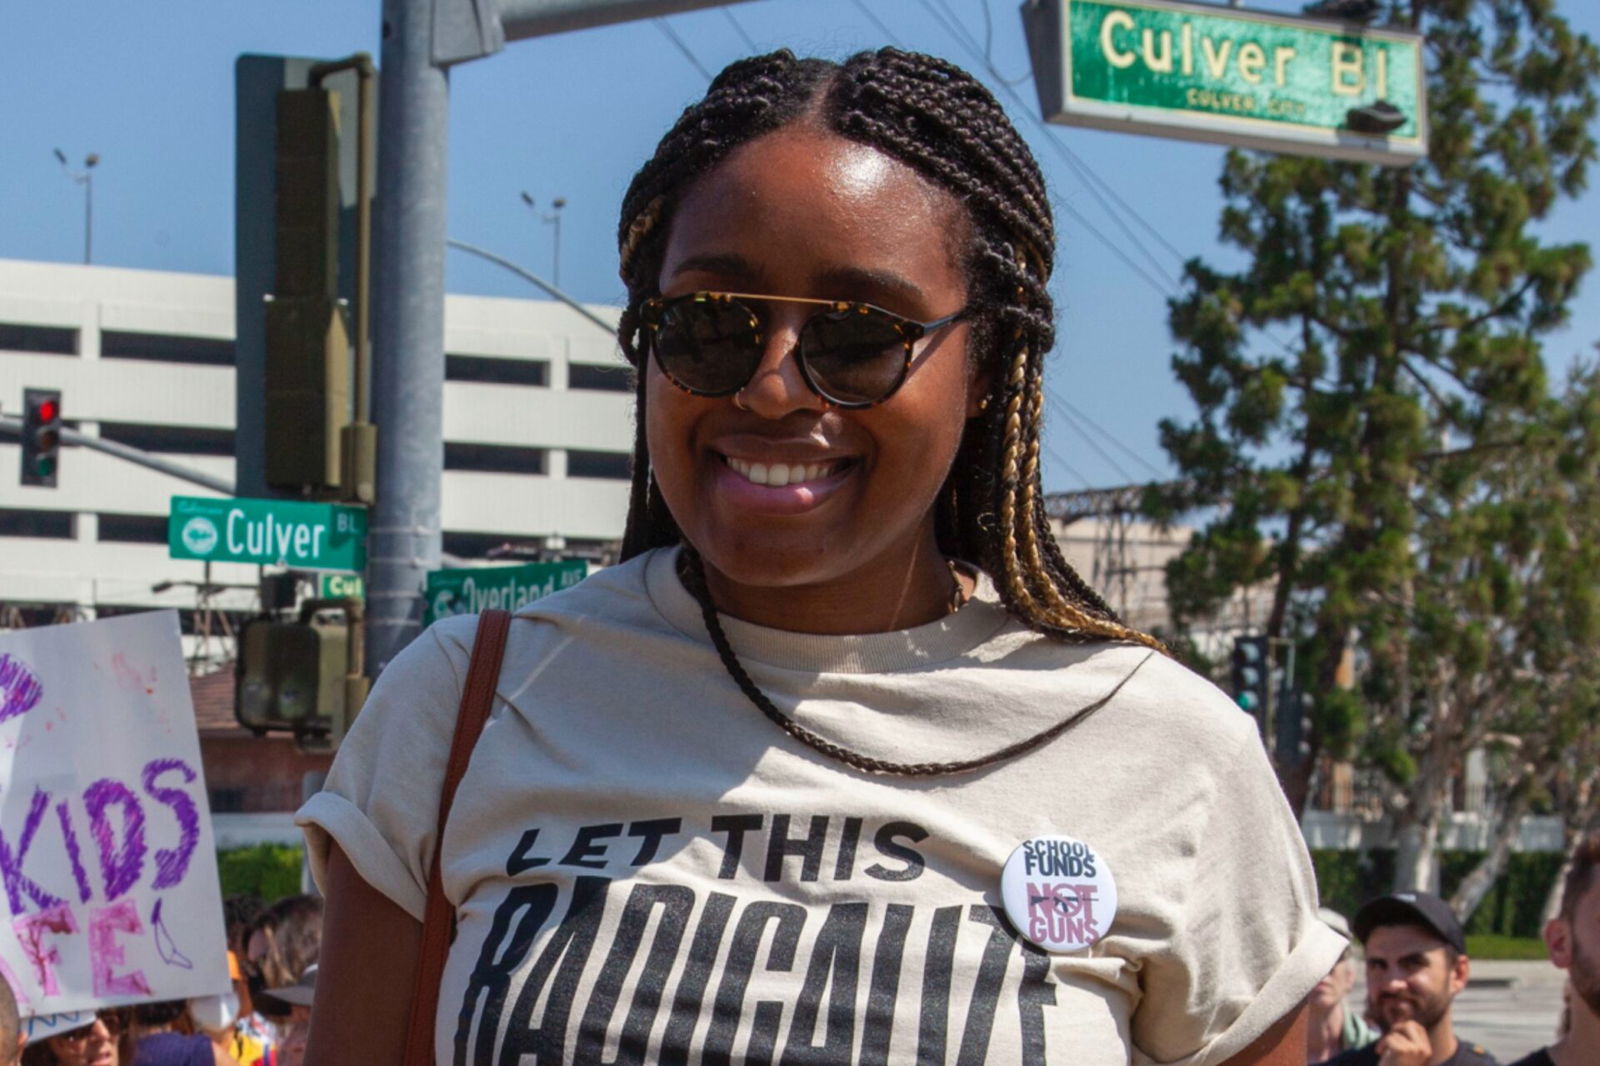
[299, 46, 1342, 1064]
[1, 974, 21, 1066]
[1308, 908, 1377, 1064]
[240, 894, 322, 1065]
[1316, 891, 1496, 1066]
[21, 1011, 126, 1066]
[124, 1001, 237, 1066]
[257, 967, 314, 1066]
[1507, 831, 1600, 1066]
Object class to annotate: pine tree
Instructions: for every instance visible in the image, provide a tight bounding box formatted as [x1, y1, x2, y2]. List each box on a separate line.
[1149, 0, 1598, 894]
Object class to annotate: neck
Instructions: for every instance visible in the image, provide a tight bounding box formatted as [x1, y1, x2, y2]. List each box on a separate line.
[1549, 997, 1600, 1066]
[1305, 1002, 1345, 1062]
[695, 528, 961, 634]
[1425, 1018, 1458, 1066]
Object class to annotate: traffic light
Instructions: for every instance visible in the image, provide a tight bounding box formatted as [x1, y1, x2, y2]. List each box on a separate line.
[263, 85, 352, 496]
[1230, 636, 1270, 720]
[20, 388, 63, 487]
[1275, 688, 1314, 767]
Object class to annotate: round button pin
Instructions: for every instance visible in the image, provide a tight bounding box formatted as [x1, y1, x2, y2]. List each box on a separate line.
[1000, 835, 1118, 953]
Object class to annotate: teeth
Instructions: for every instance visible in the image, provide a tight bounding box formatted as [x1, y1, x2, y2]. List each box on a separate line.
[726, 457, 839, 487]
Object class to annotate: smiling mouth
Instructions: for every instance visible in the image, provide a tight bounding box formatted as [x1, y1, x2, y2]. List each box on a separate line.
[723, 455, 850, 487]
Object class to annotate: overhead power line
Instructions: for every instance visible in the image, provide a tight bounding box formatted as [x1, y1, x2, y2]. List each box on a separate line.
[654, 17, 713, 81]
[1053, 394, 1166, 477]
[722, 7, 759, 52]
[851, 0, 903, 45]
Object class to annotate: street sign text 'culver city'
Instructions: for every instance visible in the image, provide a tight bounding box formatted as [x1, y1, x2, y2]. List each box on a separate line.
[1023, 0, 1427, 165]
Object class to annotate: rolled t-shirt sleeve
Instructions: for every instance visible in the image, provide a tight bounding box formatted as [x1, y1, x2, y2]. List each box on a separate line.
[295, 616, 476, 921]
[1131, 722, 1347, 1066]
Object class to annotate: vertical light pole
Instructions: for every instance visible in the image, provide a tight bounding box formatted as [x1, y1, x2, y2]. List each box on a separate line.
[520, 191, 567, 287]
[52, 149, 99, 264]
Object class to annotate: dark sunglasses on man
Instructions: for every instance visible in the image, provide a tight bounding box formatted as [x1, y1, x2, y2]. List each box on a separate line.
[641, 291, 968, 408]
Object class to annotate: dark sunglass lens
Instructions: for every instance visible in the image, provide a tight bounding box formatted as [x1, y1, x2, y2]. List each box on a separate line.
[653, 300, 761, 395]
[801, 310, 908, 405]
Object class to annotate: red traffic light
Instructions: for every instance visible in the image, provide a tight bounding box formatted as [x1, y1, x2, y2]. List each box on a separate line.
[36, 399, 58, 423]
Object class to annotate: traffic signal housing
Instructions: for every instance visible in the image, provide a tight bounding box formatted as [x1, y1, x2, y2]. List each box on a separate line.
[1230, 635, 1270, 721]
[20, 388, 63, 487]
[236, 591, 368, 751]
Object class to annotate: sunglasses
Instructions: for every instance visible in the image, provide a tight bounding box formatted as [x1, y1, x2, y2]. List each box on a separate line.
[641, 291, 967, 408]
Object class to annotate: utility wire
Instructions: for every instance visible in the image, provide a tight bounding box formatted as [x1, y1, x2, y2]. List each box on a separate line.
[722, 7, 759, 52]
[655, 17, 713, 81]
[850, 0, 903, 45]
[1052, 392, 1166, 477]
[1051, 399, 1138, 483]
[910, 0, 1182, 293]
[979, 0, 1034, 86]
[1043, 438, 1095, 490]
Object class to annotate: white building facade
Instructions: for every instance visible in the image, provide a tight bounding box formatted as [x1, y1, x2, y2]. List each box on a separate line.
[0, 258, 633, 629]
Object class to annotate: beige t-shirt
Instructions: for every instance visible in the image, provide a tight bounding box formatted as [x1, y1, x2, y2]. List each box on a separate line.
[298, 548, 1342, 1065]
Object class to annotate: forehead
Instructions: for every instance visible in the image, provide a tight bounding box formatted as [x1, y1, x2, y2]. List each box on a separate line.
[1364, 923, 1449, 960]
[661, 125, 967, 298]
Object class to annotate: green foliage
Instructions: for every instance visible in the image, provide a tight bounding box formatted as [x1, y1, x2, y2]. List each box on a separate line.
[1150, 1, 1600, 829]
[1313, 848, 1562, 939]
[1463, 934, 1549, 960]
[217, 843, 303, 902]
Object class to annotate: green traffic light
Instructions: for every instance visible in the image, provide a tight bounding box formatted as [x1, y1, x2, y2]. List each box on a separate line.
[1237, 693, 1259, 711]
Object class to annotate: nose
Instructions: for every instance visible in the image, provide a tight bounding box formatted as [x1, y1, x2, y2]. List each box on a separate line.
[736, 307, 825, 418]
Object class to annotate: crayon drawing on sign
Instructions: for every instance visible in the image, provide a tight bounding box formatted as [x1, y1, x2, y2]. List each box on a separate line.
[0, 611, 229, 1014]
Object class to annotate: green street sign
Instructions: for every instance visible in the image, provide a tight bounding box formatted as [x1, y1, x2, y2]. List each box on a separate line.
[168, 495, 368, 571]
[318, 572, 365, 599]
[424, 561, 588, 625]
[1023, 0, 1427, 165]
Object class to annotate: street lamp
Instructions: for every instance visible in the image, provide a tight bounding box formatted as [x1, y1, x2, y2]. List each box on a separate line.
[520, 191, 567, 287]
[53, 149, 99, 264]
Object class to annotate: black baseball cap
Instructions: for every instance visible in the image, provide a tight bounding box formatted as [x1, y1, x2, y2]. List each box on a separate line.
[1352, 891, 1467, 955]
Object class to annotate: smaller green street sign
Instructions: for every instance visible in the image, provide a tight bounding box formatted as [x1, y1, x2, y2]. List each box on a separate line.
[168, 495, 368, 571]
[1023, 0, 1427, 165]
[424, 561, 588, 625]
[318, 572, 365, 599]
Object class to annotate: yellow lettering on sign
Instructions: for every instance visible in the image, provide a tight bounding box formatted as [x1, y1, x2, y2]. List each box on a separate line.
[1101, 11, 1136, 69]
[1201, 36, 1233, 80]
[1237, 41, 1265, 84]
[1181, 23, 1194, 75]
[1141, 28, 1173, 73]
[1274, 45, 1296, 87]
[1376, 46, 1388, 97]
[1331, 41, 1363, 95]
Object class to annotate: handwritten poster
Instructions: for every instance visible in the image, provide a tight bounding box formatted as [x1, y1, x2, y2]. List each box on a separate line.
[0, 611, 229, 1015]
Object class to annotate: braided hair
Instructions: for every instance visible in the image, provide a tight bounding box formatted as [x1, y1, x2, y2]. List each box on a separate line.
[616, 47, 1161, 653]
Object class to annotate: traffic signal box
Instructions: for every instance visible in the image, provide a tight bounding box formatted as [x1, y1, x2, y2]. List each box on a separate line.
[264, 86, 352, 496]
[237, 587, 369, 752]
[20, 388, 63, 487]
[1230, 635, 1270, 722]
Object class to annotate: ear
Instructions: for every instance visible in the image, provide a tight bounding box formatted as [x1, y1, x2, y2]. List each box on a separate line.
[1545, 916, 1573, 969]
[1450, 951, 1471, 994]
[965, 358, 994, 420]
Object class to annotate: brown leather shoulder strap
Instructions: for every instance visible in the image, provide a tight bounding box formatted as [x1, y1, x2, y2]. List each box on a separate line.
[403, 608, 512, 1066]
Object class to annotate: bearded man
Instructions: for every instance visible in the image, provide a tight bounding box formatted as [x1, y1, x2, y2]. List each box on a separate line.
[1315, 891, 1496, 1066]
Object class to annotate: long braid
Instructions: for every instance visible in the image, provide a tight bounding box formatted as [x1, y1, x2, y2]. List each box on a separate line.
[614, 47, 1166, 773]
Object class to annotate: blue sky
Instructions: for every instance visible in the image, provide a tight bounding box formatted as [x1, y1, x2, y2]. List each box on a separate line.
[3, 0, 1597, 492]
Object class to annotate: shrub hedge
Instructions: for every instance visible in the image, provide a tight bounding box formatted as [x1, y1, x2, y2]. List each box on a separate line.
[1311, 848, 1564, 937]
[217, 843, 303, 901]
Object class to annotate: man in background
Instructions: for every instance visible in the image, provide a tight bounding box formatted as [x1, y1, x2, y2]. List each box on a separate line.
[1508, 831, 1600, 1066]
[1316, 890, 1496, 1066]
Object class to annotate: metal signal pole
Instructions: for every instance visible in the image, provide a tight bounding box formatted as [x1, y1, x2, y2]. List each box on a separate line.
[365, 0, 758, 674]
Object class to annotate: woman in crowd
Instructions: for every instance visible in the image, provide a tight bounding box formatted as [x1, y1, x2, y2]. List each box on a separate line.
[300, 47, 1342, 1064]
[21, 1011, 126, 1066]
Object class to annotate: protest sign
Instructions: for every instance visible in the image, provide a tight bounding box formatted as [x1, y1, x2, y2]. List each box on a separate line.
[0, 611, 229, 1016]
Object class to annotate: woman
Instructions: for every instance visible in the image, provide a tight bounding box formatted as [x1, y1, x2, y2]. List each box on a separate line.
[22, 1011, 125, 1066]
[300, 48, 1342, 1064]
